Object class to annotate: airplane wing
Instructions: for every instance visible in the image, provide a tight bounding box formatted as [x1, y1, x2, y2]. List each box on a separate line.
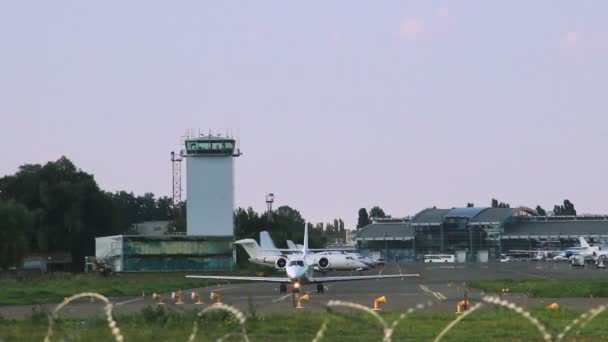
[307, 248, 356, 252]
[260, 248, 303, 253]
[259, 248, 355, 253]
[186, 275, 290, 283]
[310, 273, 419, 283]
[509, 250, 560, 253]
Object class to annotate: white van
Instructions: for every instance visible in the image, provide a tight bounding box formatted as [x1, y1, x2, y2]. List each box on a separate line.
[424, 254, 455, 263]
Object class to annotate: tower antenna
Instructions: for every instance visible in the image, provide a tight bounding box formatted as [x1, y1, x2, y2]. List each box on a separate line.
[171, 151, 183, 215]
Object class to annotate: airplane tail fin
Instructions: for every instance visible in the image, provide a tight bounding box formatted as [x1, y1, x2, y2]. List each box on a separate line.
[286, 240, 298, 250]
[260, 231, 280, 255]
[580, 236, 590, 248]
[303, 223, 309, 258]
[234, 239, 262, 259]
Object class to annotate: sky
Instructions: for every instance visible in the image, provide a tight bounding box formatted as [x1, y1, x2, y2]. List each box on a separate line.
[1, 2, 607, 228]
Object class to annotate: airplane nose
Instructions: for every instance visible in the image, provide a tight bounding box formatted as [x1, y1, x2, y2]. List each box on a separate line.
[286, 268, 295, 278]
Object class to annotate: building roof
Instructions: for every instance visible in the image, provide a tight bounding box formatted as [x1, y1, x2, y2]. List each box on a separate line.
[355, 223, 413, 241]
[411, 207, 538, 226]
[446, 207, 487, 218]
[503, 220, 608, 238]
[469, 207, 522, 223]
[411, 208, 451, 225]
[185, 135, 235, 142]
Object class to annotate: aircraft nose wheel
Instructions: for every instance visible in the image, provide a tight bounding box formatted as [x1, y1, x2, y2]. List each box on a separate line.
[316, 283, 324, 293]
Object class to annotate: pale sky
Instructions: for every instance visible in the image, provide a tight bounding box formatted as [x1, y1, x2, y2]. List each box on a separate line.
[1, 2, 607, 228]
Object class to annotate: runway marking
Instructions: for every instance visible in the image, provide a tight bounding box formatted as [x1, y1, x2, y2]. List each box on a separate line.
[116, 297, 142, 306]
[419, 284, 447, 301]
[272, 294, 292, 303]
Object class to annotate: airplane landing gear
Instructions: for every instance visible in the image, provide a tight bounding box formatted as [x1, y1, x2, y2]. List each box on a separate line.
[280, 283, 287, 294]
[316, 283, 324, 293]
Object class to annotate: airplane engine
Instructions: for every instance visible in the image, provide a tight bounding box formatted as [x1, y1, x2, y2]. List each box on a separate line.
[317, 257, 330, 269]
[275, 257, 287, 270]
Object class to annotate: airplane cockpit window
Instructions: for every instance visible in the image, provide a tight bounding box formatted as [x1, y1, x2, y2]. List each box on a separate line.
[289, 261, 297, 266]
[296, 261, 305, 266]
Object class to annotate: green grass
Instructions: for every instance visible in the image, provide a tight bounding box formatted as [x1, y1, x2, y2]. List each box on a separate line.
[0, 272, 214, 305]
[470, 279, 608, 298]
[0, 265, 279, 305]
[2, 306, 608, 341]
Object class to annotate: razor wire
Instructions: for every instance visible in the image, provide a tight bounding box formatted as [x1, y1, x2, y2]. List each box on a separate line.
[10, 292, 608, 342]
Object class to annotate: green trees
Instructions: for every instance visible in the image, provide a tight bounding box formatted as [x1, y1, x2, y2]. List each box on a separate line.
[356, 208, 370, 229]
[491, 198, 510, 208]
[536, 205, 547, 216]
[0, 157, 177, 271]
[233, 205, 326, 265]
[356, 206, 390, 229]
[0, 200, 32, 269]
[369, 206, 388, 218]
[553, 200, 576, 216]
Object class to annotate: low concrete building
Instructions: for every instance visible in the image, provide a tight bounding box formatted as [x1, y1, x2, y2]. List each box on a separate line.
[95, 235, 234, 272]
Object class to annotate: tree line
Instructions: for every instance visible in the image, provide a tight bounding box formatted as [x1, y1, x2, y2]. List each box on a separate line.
[356, 206, 389, 229]
[0, 156, 345, 271]
[467, 198, 577, 216]
[0, 157, 178, 271]
[233, 206, 333, 266]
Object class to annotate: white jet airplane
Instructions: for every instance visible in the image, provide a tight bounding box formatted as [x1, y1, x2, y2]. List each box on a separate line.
[554, 237, 608, 260]
[286, 239, 377, 269]
[187, 225, 418, 296]
[240, 231, 371, 272]
[512, 237, 608, 261]
[234, 237, 287, 269]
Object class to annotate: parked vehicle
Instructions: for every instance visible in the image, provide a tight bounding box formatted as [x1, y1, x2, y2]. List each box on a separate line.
[424, 254, 455, 263]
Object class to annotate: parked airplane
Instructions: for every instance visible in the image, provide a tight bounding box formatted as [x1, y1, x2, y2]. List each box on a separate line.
[187, 225, 418, 297]
[286, 239, 376, 268]
[511, 237, 608, 261]
[279, 232, 376, 271]
[234, 238, 286, 268]
[555, 237, 608, 260]
[236, 231, 371, 271]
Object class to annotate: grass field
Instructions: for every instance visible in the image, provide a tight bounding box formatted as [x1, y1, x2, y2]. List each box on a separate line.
[1, 306, 607, 341]
[0, 265, 282, 306]
[0, 272, 214, 305]
[470, 279, 608, 298]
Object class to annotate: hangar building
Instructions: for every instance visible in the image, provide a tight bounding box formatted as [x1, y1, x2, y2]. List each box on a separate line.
[356, 207, 608, 262]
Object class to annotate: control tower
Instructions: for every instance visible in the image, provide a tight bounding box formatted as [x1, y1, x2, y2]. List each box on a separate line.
[183, 134, 241, 236]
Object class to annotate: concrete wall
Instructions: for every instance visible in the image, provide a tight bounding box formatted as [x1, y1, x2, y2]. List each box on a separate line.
[186, 156, 234, 236]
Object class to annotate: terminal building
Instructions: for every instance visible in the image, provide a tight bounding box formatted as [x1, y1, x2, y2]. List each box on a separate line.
[356, 207, 608, 262]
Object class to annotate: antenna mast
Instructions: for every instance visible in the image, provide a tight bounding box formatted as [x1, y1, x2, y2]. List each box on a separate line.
[171, 151, 183, 209]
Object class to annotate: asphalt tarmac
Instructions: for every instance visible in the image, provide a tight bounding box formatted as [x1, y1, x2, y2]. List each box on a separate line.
[2, 261, 608, 319]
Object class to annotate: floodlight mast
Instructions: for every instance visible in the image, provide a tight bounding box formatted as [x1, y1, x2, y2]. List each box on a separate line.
[266, 193, 275, 222]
